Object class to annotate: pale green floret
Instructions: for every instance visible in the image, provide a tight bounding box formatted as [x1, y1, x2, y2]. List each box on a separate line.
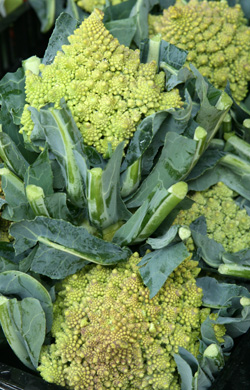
[20, 9, 183, 157]
[74, 0, 124, 13]
[149, 0, 250, 102]
[174, 181, 250, 253]
[38, 252, 223, 390]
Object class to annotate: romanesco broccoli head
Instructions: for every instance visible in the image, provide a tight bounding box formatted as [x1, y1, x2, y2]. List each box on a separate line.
[173, 181, 250, 253]
[148, 0, 250, 102]
[74, 0, 124, 13]
[20, 9, 182, 157]
[38, 252, 223, 390]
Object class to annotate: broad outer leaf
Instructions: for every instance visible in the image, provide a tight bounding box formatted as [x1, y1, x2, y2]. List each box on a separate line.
[138, 242, 189, 298]
[0, 270, 53, 332]
[0, 297, 46, 369]
[29, 0, 55, 33]
[10, 217, 131, 278]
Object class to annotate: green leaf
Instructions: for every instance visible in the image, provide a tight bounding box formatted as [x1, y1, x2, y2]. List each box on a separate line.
[42, 12, 80, 65]
[0, 131, 29, 180]
[0, 258, 19, 272]
[190, 217, 225, 268]
[188, 155, 250, 201]
[0, 68, 26, 125]
[126, 132, 197, 208]
[0, 270, 53, 332]
[86, 143, 131, 229]
[174, 347, 212, 390]
[113, 182, 187, 246]
[24, 146, 54, 196]
[129, 0, 158, 47]
[0, 297, 46, 369]
[138, 242, 189, 298]
[105, 16, 137, 46]
[30, 102, 86, 208]
[197, 276, 250, 309]
[0, 167, 35, 222]
[104, 0, 137, 21]
[10, 217, 131, 279]
[147, 224, 179, 249]
[0, 101, 37, 163]
[29, 0, 56, 33]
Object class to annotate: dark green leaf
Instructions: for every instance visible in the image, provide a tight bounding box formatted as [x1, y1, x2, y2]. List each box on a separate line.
[24, 146, 54, 196]
[0, 68, 26, 125]
[42, 12, 80, 65]
[0, 270, 53, 332]
[197, 276, 250, 308]
[138, 242, 189, 298]
[190, 217, 225, 268]
[0, 297, 46, 369]
[10, 217, 131, 278]
[186, 149, 225, 181]
[29, 0, 55, 33]
[104, 0, 137, 21]
[126, 132, 196, 208]
[147, 224, 179, 249]
[174, 347, 212, 390]
[30, 102, 86, 207]
[0, 131, 29, 180]
[0, 258, 19, 272]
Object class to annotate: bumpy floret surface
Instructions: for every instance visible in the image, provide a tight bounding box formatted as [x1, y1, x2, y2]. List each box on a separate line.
[38, 252, 225, 390]
[174, 181, 250, 253]
[20, 9, 182, 157]
[149, 0, 250, 102]
[75, 0, 124, 13]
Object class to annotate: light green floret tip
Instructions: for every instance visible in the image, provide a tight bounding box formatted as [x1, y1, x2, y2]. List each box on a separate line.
[20, 9, 183, 157]
[75, 0, 124, 13]
[149, 0, 250, 102]
[173, 181, 250, 254]
[38, 252, 221, 390]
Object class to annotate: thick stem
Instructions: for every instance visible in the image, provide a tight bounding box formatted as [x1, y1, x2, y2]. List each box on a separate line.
[218, 263, 250, 279]
[120, 158, 141, 198]
[26, 185, 50, 217]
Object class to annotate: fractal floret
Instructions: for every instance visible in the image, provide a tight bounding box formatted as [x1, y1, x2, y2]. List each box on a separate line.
[74, 0, 123, 14]
[38, 252, 224, 390]
[148, 0, 250, 102]
[20, 9, 182, 157]
[174, 181, 250, 253]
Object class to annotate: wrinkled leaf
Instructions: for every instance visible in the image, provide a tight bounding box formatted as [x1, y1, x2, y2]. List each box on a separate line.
[10, 217, 131, 279]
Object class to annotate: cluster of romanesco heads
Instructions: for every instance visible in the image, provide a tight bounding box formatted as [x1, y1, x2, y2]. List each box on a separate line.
[174, 181, 250, 254]
[38, 252, 225, 390]
[20, 9, 182, 157]
[149, 0, 250, 102]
